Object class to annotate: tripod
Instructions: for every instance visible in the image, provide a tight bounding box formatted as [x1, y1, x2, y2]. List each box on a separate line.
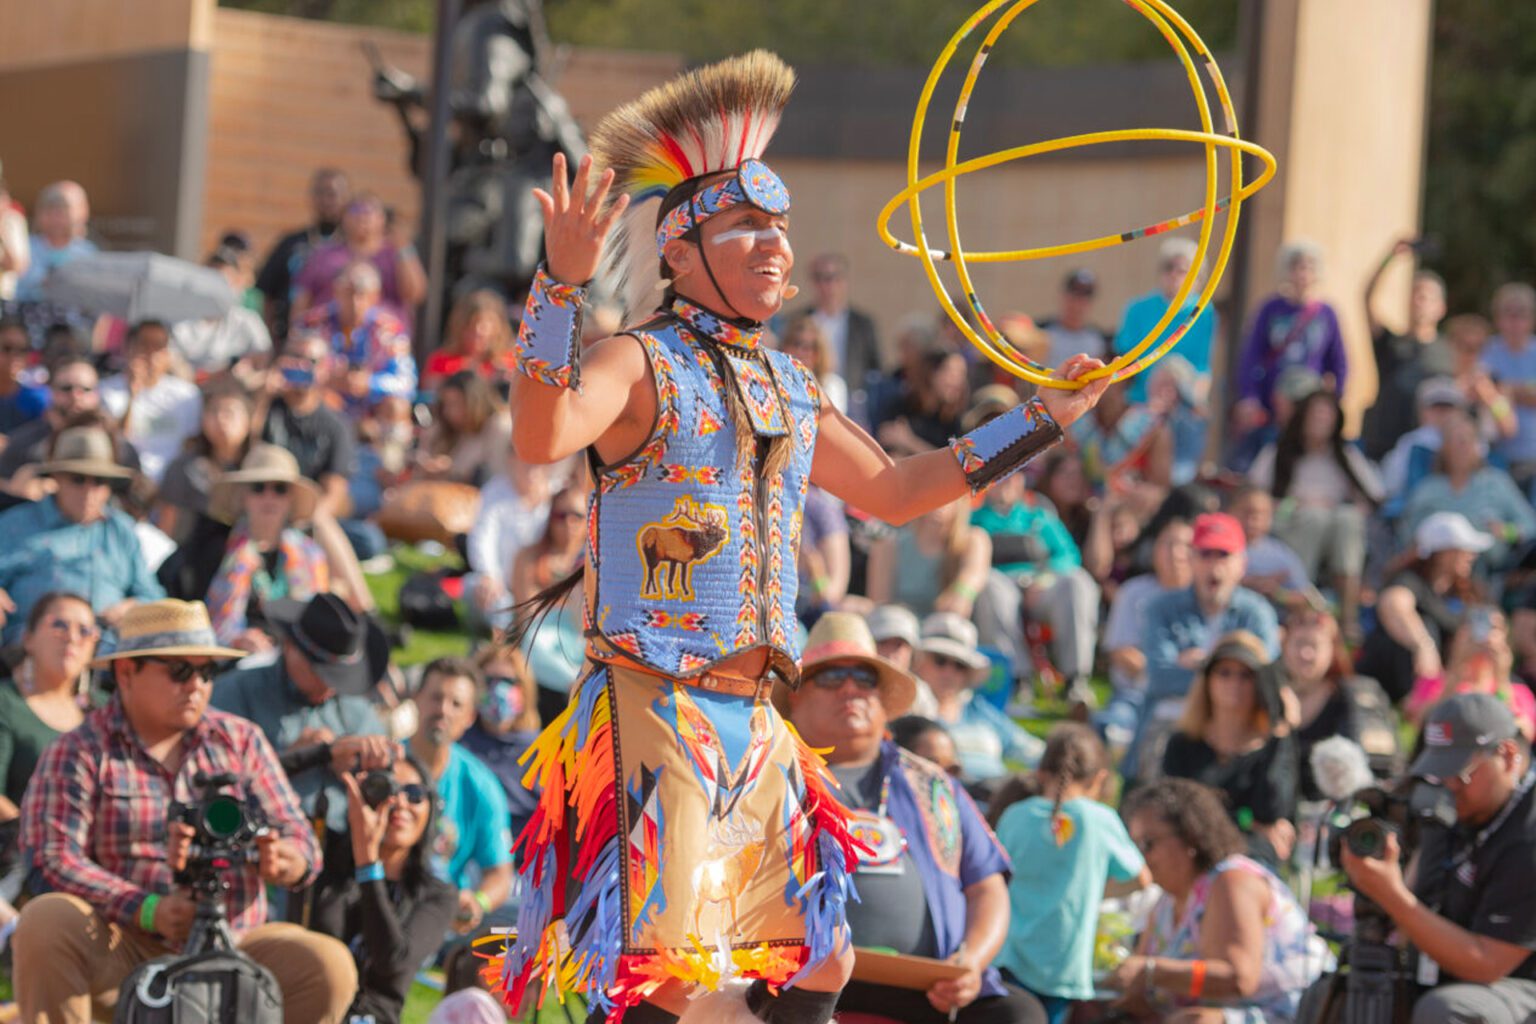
[179, 853, 243, 956]
[1298, 895, 1414, 1024]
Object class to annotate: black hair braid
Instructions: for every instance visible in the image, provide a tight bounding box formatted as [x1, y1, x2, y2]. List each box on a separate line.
[1040, 724, 1106, 844]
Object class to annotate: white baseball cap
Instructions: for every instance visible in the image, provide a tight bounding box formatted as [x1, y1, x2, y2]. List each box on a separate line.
[1415, 511, 1494, 558]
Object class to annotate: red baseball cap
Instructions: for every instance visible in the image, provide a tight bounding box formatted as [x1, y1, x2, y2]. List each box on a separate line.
[1193, 512, 1246, 554]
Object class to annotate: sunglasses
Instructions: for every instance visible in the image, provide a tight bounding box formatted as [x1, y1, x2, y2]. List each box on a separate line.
[57, 472, 112, 488]
[397, 783, 429, 805]
[47, 618, 99, 641]
[249, 482, 291, 497]
[927, 653, 971, 672]
[808, 664, 880, 691]
[143, 657, 219, 684]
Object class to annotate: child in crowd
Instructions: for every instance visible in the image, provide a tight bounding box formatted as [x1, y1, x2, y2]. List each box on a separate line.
[993, 724, 1151, 1024]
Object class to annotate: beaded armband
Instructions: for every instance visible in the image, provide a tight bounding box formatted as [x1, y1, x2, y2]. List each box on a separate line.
[515, 265, 587, 390]
[948, 396, 1064, 494]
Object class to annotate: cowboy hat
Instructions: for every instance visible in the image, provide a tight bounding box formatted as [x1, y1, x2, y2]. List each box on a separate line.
[38, 426, 135, 482]
[91, 599, 247, 667]
[209, 443, 320, 524]
[773, 611, 917, 719]
[265, 593, 390, 696]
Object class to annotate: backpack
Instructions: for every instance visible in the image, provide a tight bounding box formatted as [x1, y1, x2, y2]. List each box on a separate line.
[113, 948, 283, 1024]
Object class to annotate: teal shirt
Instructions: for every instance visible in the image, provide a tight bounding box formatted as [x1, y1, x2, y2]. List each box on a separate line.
[1114, 291, 1217, 402]
[971, 498, 1082, 576]
[425, 743, 513, 889]
[994, 796, 1144, 999]
[210, 659, 384, 831]
[0, 498, 166, 644]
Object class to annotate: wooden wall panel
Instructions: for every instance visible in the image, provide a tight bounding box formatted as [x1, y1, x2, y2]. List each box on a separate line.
[0, 0, 212, 70]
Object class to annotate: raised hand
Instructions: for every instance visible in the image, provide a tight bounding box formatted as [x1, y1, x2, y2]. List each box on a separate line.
[534, 153, 631, 287]
[1037, 354, 1112, 429]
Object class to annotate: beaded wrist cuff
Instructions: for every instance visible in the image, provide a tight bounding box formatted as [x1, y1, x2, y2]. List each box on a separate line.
[948, 396, 1064, 493]
[515, 265, 587, 390]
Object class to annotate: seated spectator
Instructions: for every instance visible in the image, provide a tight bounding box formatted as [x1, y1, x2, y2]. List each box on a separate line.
[1228, 485, 1311, 612]
[466, 450, 560, 634]
[406, 658, 515, 934]
[1405, 607, 1536, 740]
[211, 593, 393, 832]
[349, 392, 415, 520]
[867, 603, 940, 717]
[970, 470, 1101, 707]
[1233, 240, 1348, 443]
[1036, 449, 1094, 549]
[1483, 281, 1536, 489]
[0, 354, 141, 497]
[99, 319, 203, 483]
[1226, 363, 1323, 475]
[874, 347, 969, 455]
[796, 483, 851, 619]
[13, 180, 95, 304]
[1099, 516, 1193, 749]
[1443, 312, 1519, 442]
[1160, 631, 1299, 866]
[916, 612, 1043, 782]
[1380, 376, 1477, 512]
[994, 724, 1150, 1023]
[1038, 267, 1110, 367]
[0, 314, 47, 435]
[1402, 408, 1536, 570]
[1081, 491, 1150, 595]
[0, 592, 96, 904]
[778, 612, 1046, 1024]
[423, 289, 515, 395]
[777, 315, 848, 413]
[301, 260, 417, 418]
[511, 482, 585, 605]
[1072, 380, 1172, 502]
[203, 444, 332, 649]
[459, 645, 542, 840]
[13, 599, 356, 1022]
[170, 246, 273, 377]
[1134, 513, 1279, 779]
[1359, 512, 1490, 704]
[1114, 237, 1218, 403]
[261, 332, 356, 517]
[1361, 243, 1450, 461]
[0, 426, 165, 642]
[154, 376, 255, 541]
[1146, 354, 1208, 486]
[889, 714, 963, 776]
[310, 754, 459, 1024]
[1250, 389, 1382, 637]
[292, 191, 427, 322]
[1111, 779, 1328, 1022]
[864, 496, 991, 628]
[1274, 607, 1398, 801]
[417, 371, 510, 486]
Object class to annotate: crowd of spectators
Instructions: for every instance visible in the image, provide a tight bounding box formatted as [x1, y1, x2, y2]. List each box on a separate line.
[1, 162, 1535, 1024]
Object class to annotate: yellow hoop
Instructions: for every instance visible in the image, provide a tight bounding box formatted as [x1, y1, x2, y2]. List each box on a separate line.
[881, 0, 1277, 389]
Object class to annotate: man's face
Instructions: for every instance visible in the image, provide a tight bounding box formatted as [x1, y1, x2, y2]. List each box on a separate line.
[279, 339, 329, 397]
[0, 327, 28, 382]
[414, 672, 478, 746]
[671, 201, 793, 324]
[1060, 288, 1093, 324]
[875, 637, 913, 672]
[787, 659, 886, 764]
[1231, 493, 1272, 543]
[337, 274, 379, 326]
[284, 643, 336, 705]
[118, 656, 216, 736]
[1158, 256, 1192, 300]
[1193, 545, 1244, 607]
[1443, 740, 1524, 826]
[810, 257, 847, 310]
[129, 326, 173, 381]
[312, 173, 350, 224]
[1410, 278, 1446, 328]
[53, 471, 113, 524]
[1494, 302, 1535, 344]
[50, 363, 99, 416]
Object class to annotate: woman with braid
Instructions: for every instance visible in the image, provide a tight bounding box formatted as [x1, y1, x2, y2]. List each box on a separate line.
[992, 725, 1151, 1023]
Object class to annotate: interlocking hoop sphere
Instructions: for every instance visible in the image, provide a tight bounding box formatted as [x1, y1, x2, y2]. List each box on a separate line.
[877, 0, 1278, 389]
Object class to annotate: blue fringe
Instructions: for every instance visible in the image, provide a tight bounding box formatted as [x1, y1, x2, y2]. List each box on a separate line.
[571, 666, 609, 751]
[785, 831, 857, 988]
[504, 845, 557, 990]
[566, 833, 625, 1015]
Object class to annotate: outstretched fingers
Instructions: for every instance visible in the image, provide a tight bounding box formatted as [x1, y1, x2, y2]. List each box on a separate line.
[550, 152, 570, 212]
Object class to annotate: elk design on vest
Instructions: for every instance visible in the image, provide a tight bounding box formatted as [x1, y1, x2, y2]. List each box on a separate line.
[637, 496, 731, 601]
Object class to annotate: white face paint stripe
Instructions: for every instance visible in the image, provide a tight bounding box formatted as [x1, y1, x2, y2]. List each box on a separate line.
[711, 226, 786, 246]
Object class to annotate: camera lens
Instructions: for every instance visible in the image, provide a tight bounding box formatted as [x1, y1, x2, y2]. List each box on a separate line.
[360, 771, 398, 809]
[202, 795, 246, 839]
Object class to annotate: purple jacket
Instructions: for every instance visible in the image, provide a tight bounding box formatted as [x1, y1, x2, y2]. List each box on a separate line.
[1237, 294, 1348, 410]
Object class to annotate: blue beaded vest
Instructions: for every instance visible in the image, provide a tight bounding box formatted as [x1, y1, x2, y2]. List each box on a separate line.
[584, 299, 821, 681]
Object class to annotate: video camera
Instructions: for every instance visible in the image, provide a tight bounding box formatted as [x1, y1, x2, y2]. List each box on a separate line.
[1330, 778, 1457, 867]
[167, 772, 271, 955]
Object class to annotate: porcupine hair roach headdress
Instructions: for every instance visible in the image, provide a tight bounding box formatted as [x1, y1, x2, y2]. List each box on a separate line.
[587, 50, 797, 321]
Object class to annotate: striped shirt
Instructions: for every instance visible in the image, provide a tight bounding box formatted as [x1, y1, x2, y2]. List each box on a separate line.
[20, 698, 319, 944]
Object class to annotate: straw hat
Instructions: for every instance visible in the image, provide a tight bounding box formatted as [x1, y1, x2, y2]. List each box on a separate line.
[38, 426, 134, 482]
[91, 600, 246, 666]
[773, 611, 917, 719]
[209, 443, 320, 524]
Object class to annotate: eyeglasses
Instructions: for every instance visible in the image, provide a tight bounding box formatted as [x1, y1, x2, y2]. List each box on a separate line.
[808, 664, 880, 692]
[57, 473, 112, 489]
[249, 482, 291, 497]
[53, 383, 95, 395]
[142, 657, 219, 684]
[1450, 749, 1496, 788]
[47, 618, 99, 642]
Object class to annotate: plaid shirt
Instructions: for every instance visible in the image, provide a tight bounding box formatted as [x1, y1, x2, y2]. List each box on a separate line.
[20, 697, 320, 944]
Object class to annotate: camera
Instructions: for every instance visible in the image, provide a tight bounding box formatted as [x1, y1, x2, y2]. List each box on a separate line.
[167, 772, 271, 955]
[359, 769, 399, 809]
[1336, 780, 1457, 862]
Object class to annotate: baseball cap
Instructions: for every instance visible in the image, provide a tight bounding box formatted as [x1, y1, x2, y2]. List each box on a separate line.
[1415, 511, 1494, 558]
[1192, 512, 1246, 554]
[1410, 692, 1519, 782]
[1064, 268, 1098, 296]
[1275, 365, 1324, 404]
[1416, 376, 1467, 410]
[866, 605, 920, 648]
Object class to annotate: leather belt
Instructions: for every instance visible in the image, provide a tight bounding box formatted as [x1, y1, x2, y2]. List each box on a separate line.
[687, 672, 769, 699]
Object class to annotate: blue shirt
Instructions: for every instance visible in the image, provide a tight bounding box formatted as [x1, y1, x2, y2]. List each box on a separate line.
[1142, 585, 1280, 706]
[0, 383, 48, 435]
[875, 740, 1012, 998]
[211, 658, 385, 831]
[426, 743, 513, 889]
[0, 497, 165, 643]
[1483, 336, 1536, 464]
[941, 693, 1044, 780]
[459, 722, 540, 839]
[994, 796, 1144, 999]
[15, 237, 97, 303]
[1114, 291, 1217, 402]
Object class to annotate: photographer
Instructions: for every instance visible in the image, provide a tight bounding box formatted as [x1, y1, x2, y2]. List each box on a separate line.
[310, 754, 457, 1024]
[1341, 693, 1536, 1022]
[12, 599, 357, 1022]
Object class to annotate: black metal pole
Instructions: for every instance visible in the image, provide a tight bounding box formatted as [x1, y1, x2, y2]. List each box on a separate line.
[416, 0, 461, 368]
